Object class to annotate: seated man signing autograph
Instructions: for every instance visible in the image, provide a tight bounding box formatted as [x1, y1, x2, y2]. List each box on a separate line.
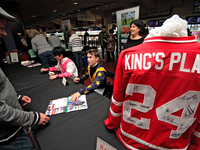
[40, 46, 78, 80]
[70, 49, 107, 102]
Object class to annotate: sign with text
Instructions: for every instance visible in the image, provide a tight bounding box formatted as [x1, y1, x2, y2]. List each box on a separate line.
[96, 137, 117, 150]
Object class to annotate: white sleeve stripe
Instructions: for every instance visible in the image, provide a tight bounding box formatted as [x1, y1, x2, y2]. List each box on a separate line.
[33, 112, 39, 125]
[112, 96, 123, 106]
[193, 130, 200, 138]
[110, 107, 121, 117]
[18, 95, 21, 99]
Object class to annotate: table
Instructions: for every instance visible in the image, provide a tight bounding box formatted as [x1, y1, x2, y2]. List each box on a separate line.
[3, 63, 127, 150]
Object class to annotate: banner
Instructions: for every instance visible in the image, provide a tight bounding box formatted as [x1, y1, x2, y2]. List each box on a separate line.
[77, 13, 95, 21]
[116, 6, 139, 53]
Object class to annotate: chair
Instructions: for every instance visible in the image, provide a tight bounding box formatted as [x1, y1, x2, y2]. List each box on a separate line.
[103, 70, 115, 99]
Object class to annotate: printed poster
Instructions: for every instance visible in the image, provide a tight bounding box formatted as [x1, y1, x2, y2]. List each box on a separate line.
[116, 6, 139, 52]
[45, 95, 88, 116]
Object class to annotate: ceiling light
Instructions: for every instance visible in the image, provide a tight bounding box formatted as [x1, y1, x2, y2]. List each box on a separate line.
[78, 10, 80, 11]
[105, 5, 107, 7]
[32, 15, 36, 18]
[113, 3, 115, 5]
[87, 11, 90, 12]
[74, 2, 78, 4]
[53, 9, 57, 12]
[96, 8, 98, 9]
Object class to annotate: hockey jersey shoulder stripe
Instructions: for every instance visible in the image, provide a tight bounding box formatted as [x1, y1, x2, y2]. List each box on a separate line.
[119, 125, 188, 150]
[112, 96, 123, 106]
[193, 130, 200, 138]
[144, 39, 196, 43]
[110, 107, 121, 117]
[144, 36, 197, 44]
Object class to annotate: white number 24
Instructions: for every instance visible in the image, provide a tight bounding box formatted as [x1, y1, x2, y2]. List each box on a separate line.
[123, 83, 200, 139]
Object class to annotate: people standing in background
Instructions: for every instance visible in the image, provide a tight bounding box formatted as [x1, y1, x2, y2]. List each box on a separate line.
[123, 20, 145, 50]
[69, 29, 84, 75]
[29, 29, 56, 68]
[98, 25, 109, 61]
[21, 27, 32, 52]
[48, 33, 61, 49]
[84, 30, 89, 47]
[104, 29, 115, 64]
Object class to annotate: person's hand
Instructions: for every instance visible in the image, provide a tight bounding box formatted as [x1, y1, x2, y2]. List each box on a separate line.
[40, 68, 48, 72]
[38, 113, 50, 125]
[22, 43, 28, 47]
[49, 75, 57, 80]
[74, 77, 80, 83]
[21, 96, 31, 106]
[70, 92, 81, 102]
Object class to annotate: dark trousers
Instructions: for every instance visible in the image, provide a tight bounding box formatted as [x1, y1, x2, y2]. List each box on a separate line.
[0, 128, 35, 150]
[107, 51, 115, 63]
[101, 45, 105, 59]
[39, 51, 56, 68]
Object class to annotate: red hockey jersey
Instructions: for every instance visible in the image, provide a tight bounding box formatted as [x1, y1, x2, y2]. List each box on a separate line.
[104, 36, 200, 150]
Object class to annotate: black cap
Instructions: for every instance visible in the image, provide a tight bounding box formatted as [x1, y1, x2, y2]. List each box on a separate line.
[102, 25, 106, 28]
[0, 7, 15, 21]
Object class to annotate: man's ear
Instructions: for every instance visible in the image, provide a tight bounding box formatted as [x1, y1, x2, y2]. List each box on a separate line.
[96, 57, 99, 62]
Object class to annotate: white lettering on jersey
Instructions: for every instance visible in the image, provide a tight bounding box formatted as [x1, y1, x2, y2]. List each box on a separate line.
[155, 52, 165, 70]
[134, 54, 142, 69]
[125, 54, 131, 70]
[123, 83, 200, 139]
[125, 52, 200, 74]
[169, 53, 181, 70]
[180, 53, 190, 72]
[191, 54, 200, 73]
[124, 84, 156, 129]
[143, 53, 151, 69]
[156, 91, 200, 139]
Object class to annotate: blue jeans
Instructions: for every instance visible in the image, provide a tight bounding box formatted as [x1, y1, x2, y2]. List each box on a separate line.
[0, 128, 35, 150]
[39, 51, 56, 68]
[73, 51, 83, 69]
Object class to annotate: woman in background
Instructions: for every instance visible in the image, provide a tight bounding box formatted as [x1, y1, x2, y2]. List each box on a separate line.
[105, 29, 115, 64]
[123, 19, 145, 50]
[29, 29, 56, 68]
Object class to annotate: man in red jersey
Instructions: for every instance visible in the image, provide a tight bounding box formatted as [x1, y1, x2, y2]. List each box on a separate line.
[105, 14, 200, 150]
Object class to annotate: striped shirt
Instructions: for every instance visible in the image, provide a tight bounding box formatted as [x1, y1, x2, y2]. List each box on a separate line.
[69, 33, 83, 52]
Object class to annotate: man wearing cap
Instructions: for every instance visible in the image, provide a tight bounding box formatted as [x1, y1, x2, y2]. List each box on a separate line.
[0, 7, 50, 150]
[98, 25, 109, 61]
